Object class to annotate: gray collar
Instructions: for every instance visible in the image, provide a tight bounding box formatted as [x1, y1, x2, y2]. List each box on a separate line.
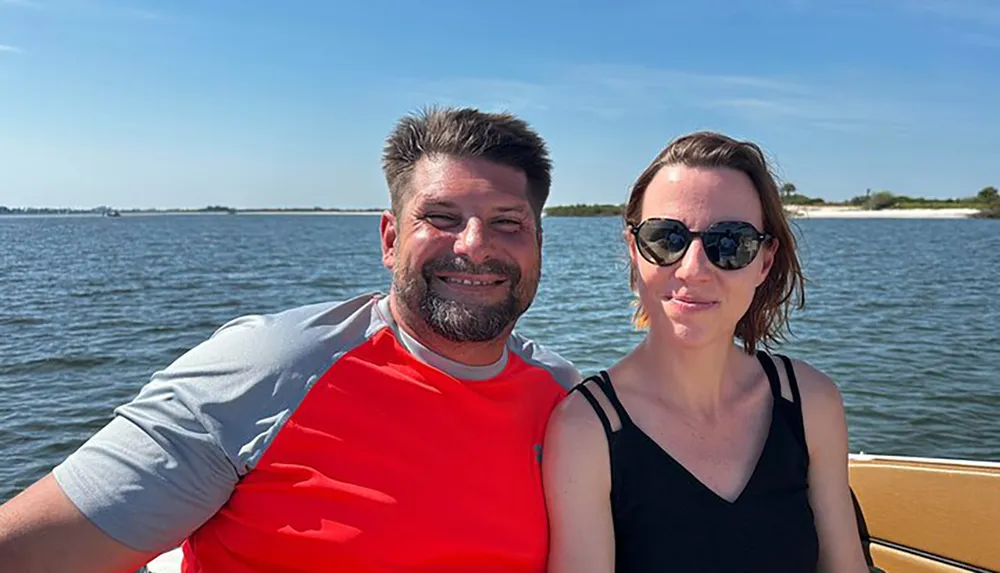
[376, 295, 509, 381]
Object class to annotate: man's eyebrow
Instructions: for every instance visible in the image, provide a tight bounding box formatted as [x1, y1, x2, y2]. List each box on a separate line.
[494, 205, 531, 215]
[417, 201, 530, 215]
[419, 200, 460, 210]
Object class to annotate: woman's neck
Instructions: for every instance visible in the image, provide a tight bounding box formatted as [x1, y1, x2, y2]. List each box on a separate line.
[632, 330, 751, 422]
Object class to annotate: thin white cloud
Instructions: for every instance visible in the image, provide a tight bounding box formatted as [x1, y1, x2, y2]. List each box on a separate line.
[0, 1, 172, 21]
[701, 96, 912, 134]
[706, 98, 805, 115]
[771, 0, 1000, 32]
[122, 7, 167, 22]
[0, 44, 24, 54]
[398, 62, 994, 136]
[399, 63, 915, 133]
[962, 31, 1000, 47]
[406, 65, 813, 125]
[0, 0, 42, 7]
[907, 0, 1000, 27]
[865, 0, 1000, 51]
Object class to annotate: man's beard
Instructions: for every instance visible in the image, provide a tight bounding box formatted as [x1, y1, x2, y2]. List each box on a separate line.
[394, 254, 538, 343]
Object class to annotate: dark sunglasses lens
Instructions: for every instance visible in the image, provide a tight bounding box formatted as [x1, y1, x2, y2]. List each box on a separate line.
[637, 220, 689, 265]
[702, 222, 762, 270]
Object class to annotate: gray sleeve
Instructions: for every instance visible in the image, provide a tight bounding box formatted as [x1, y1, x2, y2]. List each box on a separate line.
[51, 297, 376, 554]
[507, 331, 582, 391]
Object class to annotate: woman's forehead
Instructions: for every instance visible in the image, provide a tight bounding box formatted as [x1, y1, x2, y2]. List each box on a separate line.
[641, 165, 764, 226]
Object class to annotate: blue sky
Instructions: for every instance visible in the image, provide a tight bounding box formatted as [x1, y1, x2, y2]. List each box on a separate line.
[1, 0, 998, 209]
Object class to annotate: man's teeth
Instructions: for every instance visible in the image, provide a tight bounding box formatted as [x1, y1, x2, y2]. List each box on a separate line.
[444, 277, 497, 286]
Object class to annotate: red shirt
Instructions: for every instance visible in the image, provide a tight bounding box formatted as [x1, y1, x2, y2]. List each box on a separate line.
[176, 294, 578, 571]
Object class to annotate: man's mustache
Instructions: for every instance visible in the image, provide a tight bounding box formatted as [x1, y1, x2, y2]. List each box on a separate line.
[421, 255, 521, 283]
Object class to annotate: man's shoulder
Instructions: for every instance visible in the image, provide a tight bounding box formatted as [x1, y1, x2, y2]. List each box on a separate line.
[124, 292, 392, 470]
[205, 292, 388, 358]
[506, 330, 581, 391]
[48, 293, 395, 556]
[172, 292, 390, 378]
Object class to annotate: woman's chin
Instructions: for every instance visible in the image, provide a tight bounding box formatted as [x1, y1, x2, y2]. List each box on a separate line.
[671, 327, 713, 347]
[644, 306, 729, 346]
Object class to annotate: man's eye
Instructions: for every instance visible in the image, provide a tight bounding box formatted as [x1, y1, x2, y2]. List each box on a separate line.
[493, 218, 522, 230]
[425, 214, 458, 226]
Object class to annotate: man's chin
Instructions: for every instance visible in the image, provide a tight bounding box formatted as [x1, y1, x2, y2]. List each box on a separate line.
[421, 298, 519, 343]
[427, 297, 506, 323]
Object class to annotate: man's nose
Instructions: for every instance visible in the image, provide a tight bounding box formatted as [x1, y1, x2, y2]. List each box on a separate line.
[453, 217, 489, 264]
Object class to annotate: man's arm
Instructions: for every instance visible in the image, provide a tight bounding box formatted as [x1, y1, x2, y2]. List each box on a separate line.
[0, 312, 304, 572]
[0, 297, 374, 572]
[0, 474, 157, 573]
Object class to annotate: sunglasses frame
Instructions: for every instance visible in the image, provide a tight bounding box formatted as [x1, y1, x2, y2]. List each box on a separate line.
[628, 217, 773, 270]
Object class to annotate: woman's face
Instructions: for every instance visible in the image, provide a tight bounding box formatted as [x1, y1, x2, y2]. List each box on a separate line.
[629, 164, 777, 349]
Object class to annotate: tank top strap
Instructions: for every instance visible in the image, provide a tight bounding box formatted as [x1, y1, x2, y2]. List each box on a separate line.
[570, 378, 614, 438]
[755, 350, 783, 400]
[594, 370, 635, 429]
[774, 354, 802, 405]
[771, 353, 810, 461]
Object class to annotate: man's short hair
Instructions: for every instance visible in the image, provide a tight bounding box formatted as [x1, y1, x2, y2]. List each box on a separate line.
[381, 106, 552, 221]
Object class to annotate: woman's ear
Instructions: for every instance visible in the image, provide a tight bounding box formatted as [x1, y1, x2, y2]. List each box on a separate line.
[626, 230, 640, 266]
[756, 237, 778, 287]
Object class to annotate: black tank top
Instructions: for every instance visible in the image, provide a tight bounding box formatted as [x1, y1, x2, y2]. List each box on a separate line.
[573, 351, 819, 573]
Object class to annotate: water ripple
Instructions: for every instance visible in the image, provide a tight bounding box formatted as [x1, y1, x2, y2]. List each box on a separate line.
[1, 214, 998, 503]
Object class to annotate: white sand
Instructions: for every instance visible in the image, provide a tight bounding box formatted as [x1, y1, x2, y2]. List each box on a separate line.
[786, 206, 980, 219]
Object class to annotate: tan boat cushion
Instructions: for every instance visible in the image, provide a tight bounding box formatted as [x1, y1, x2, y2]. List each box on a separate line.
[849, 456, 1000, 571]
[870, 543, 972, 572]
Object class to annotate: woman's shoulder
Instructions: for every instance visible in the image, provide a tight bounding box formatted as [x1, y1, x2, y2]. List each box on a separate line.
[542, 375, 619, 490]
[551, 374, 617, 430]
[776, 355, 850, 457]
[780, 356, 846, 413]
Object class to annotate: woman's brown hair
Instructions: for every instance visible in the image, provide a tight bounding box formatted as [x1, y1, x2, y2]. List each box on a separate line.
[623, 131, 806, 354]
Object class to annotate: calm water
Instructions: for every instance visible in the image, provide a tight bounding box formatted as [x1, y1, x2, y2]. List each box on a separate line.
[2, 214, 998, 502]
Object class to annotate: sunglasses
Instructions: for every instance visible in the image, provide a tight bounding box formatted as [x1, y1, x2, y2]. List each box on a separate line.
[628, 218, 772, 270]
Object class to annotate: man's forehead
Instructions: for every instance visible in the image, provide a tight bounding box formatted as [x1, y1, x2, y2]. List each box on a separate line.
[406, 156, 531, 208]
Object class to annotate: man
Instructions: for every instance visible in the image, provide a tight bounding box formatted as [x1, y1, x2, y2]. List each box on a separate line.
[0, 106, 580, 573]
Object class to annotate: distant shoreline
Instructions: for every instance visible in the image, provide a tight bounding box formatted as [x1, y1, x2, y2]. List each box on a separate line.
[1, 206, 995, 220]
[542, 207, 984, 219]
[0, 209, 385, 217]
[783, 206, 981, 219]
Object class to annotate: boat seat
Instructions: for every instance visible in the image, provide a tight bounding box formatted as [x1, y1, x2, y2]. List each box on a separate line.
[849, 454, 1000, 572]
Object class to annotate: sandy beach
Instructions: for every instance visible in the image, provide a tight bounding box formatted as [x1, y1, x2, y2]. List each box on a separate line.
[785, 206, 980, 219]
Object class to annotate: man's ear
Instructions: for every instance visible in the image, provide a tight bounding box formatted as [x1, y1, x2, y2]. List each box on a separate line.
[380, 210, 397, 270]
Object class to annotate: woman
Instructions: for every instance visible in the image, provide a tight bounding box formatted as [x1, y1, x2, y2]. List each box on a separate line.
[543, 132, 870, 572]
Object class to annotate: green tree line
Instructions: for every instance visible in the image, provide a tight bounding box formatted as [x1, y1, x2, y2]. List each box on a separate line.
[539, 185, 999, 218]
[778, 184, 998, 218]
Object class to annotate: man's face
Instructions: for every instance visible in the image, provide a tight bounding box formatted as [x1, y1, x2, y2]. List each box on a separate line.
[381, 156, 542, 343]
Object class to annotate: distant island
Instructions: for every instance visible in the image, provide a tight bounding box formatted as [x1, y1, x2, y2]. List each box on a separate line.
[3, 185, 997, 219]
[0, 205, 385, 216]
[543, 185, 999, 219]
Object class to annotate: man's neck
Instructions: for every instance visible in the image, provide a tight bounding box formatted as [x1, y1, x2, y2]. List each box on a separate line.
[387, 293, 510, 367]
